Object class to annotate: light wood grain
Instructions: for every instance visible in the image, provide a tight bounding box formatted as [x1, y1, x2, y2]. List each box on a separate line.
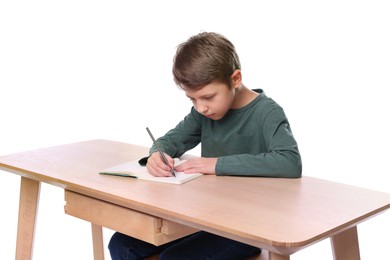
[2, 140, 390, 259]
[331, 226, 360, 260]
[65, 190, 198, 245]
[91, 223, 105, 260]
[15, 177, 40, 260]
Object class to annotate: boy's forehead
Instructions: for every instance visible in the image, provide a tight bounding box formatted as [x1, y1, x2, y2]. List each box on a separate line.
[184, 86, 209, 97]
[183, 82, 226, 97]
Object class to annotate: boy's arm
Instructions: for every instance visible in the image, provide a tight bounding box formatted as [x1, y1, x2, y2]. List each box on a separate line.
[216, 149, 301, 178]
[149, 107, 202, 158]
[216, 110, 302, 178]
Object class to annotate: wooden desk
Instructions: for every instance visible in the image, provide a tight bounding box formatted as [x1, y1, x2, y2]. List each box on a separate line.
[1, 140, 390, 260]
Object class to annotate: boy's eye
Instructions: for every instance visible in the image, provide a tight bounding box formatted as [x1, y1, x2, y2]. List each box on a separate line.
[204, 95, 214, 100]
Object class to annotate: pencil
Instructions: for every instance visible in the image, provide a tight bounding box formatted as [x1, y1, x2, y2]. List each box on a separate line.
[146, 127, 176, 177]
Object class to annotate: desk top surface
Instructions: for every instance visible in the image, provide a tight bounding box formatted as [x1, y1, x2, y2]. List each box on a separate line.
[1, 139, 390, 254]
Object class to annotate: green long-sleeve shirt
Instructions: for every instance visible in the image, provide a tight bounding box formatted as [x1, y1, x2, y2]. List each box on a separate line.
[151, 89, 302, 178]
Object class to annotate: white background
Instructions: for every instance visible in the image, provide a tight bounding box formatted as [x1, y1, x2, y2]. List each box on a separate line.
[1, 1, 389, 259]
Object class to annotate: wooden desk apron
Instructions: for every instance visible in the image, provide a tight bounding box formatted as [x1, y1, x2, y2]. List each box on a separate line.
[64, 190, 198, 245]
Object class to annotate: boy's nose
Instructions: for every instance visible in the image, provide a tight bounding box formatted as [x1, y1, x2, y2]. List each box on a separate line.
[197, 104, 208, 114]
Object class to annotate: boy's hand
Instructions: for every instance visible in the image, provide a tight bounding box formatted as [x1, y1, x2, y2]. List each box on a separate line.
[146, 152, 176, 177]
[174, 157, 217, 175]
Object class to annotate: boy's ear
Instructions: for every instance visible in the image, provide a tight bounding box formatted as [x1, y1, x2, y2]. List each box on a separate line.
[231, 70, 242, 89]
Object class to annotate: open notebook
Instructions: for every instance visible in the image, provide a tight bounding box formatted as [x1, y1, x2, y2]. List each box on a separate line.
[99, 158, 202, 184]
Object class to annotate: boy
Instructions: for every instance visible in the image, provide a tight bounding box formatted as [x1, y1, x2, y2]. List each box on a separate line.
[109, 32, 301, 260]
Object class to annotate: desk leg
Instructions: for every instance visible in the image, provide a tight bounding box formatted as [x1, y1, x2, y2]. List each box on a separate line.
[268, 251, 289, 260]
[248, 249, 288, 260]
[91, 223, 105, 260]
[16, 177, 41, 260]
[331, 226, 360, 260]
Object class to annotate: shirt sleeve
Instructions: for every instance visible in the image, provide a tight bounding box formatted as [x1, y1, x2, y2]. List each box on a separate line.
[149, 107, 202, 158]
[215, 108, 302, 178]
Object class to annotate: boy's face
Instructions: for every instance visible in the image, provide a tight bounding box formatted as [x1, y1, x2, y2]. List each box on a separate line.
[184, 82, 236, 121]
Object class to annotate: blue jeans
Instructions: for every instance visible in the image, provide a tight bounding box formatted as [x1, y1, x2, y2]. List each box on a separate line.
[108, 231, 261, 260]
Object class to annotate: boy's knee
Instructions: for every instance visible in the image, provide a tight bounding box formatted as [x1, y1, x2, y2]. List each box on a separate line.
[159, 247, 195, 260]
[158, 250, 177, 260]
[108, 232, 133, 260]
[109, 232, 163, 260]
[108, 232, 122, 252]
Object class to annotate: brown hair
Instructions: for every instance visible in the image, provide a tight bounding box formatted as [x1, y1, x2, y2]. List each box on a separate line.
[172, 32, 241, 90]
